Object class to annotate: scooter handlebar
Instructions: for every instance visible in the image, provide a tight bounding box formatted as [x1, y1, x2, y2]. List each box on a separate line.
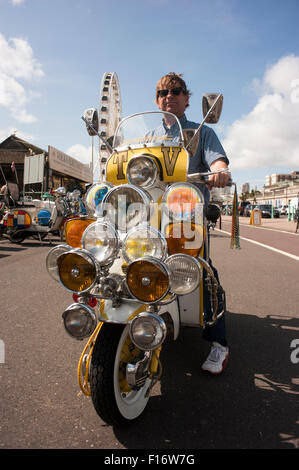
[187, 168, 234, 187]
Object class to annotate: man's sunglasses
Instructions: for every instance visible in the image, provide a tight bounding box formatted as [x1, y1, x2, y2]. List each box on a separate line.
[157, 87, 183, 97]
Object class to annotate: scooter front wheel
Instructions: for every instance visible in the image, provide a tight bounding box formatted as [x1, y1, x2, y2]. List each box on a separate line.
[90, 323, 152, 426]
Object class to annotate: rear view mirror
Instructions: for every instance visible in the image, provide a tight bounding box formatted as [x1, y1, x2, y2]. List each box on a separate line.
[54, 187, 66, 197]
[83, 108, 99, 136]
[202, 93, 223, 123]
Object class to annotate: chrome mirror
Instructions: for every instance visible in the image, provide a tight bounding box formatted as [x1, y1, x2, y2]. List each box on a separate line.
[54, 187, 66, 197]
[83, 108, 99, 136]
[202, 93, 223, 123]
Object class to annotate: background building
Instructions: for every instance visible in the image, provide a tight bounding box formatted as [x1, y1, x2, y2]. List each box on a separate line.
[242, 170, 299, 209]
[0, 134, 92, 198]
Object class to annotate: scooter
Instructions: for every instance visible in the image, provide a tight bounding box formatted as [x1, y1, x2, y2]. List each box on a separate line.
[45, 93, 238, 425]
[0, 195, 8, 238]
[3, 187, 85, 243]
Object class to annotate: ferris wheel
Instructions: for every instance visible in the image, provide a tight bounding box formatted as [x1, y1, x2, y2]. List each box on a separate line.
[95, 72, 122, 182]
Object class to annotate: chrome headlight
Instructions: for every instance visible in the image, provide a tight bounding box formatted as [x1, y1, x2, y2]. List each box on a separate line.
[102, 184, 153, 231]
[81, 220, 119, 265]
[122, 225, 167, 263]
[127, 155, 159, 189]
[129, 312, 166, 350]
[46, 244, 72, 282]
[85, 182, 112, 216]
[162, 182, 204, 221]
[62, 303, 97, 339]
[165, 253, 202, 295]
[126, 257, 170, 303]
[57, 248, 98, 293]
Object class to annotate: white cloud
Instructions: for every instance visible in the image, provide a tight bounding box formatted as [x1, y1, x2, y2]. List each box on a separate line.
[11, 0, 25, 5]
[0, 33, 43, 123]
[67, 144, 92, 165]
[223, 55, 299, 171]
[0, 127, 35, 143]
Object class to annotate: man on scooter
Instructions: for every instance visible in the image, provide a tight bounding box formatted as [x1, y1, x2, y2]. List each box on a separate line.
[155, 72, 230, 374]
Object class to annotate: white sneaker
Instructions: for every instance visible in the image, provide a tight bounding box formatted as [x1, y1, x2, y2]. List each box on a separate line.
[201, 342, 229, 375]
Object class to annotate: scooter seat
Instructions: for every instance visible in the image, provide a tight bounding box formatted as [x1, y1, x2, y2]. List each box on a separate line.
[15, 201, 36, 208]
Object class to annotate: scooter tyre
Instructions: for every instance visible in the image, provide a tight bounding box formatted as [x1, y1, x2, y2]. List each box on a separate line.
[90, 322, 151, 426]
[9, 231, 27, 244]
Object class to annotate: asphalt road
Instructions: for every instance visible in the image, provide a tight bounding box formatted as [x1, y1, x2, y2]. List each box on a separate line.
[0, 223, 298, 450]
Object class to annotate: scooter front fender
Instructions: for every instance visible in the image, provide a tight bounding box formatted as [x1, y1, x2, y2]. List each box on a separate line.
[97, 297, 180, 340]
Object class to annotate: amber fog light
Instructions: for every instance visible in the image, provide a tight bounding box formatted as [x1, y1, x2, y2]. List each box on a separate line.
[64, 217, 95, 248]
[126, 257, 169, 303]
[165, 222, 203, 256]
[57, 249, 97, 293]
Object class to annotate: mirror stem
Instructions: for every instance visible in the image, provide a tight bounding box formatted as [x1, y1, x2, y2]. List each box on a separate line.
[185, 93, 222, 151]
[81, 116, 113, 154]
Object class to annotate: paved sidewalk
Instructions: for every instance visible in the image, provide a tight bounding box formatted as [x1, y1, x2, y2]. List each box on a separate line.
[221, 215, 299, 234]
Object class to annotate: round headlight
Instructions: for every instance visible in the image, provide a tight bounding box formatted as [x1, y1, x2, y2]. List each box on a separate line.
[62, 303, 97, 339]
[46, 244, 72, 282]
[57, 249, 98, 293]
[102, 184, 152, 232]
[81, 220, 119, 265]
[162, 182, 204, 221]
[64, 217, 95, 248]
[165, 253, 202, 295]
[85, 183, 112, 216]
[127, 155, 159, 189]
[126, 257, 169, 303]
[122, 225, 167, 263]
[129, 312, 167, 351]
[165, 222, 203, 256]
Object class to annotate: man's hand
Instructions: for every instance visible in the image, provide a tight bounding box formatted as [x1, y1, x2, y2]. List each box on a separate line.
[207, 159, 231, 189]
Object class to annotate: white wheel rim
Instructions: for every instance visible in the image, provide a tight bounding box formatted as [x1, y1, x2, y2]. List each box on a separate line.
[96, 72, 122, 182]
[113, 325, 151, 421]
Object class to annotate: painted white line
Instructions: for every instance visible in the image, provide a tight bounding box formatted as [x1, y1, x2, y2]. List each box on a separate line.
[237, 222, 298, 236]
[222, 218, 298, 236]
[216, 228, 299, 262]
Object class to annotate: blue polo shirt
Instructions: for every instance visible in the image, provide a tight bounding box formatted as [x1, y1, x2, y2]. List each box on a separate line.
[150, 114, 229, 204]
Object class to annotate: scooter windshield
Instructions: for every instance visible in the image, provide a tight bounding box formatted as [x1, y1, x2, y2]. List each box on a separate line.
[113, 112, 184, 150]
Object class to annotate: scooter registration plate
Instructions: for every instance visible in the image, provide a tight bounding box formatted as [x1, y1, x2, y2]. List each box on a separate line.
[17, 214, 25, 225]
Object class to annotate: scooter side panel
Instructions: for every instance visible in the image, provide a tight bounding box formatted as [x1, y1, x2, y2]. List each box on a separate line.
[178, 285, 202, 327]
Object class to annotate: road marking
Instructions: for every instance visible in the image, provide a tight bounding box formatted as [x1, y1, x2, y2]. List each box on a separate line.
[0, 340, 4, 364]
[237, 222, 298, 236]
[216, 229, 299, 261]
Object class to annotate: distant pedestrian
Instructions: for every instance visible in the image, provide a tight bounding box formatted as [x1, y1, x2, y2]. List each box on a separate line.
[295, 207, 299, 233]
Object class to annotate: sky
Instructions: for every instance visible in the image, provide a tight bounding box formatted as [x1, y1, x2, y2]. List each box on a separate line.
[0, 0, 299, 191]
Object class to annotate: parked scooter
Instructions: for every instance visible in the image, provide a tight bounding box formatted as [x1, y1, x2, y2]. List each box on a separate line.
[0, 194, 8, 238]
[3, 187, 86, 243]
[45, 93, 237, 425]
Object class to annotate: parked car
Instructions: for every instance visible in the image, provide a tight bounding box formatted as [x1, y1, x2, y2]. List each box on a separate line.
[258, 204, 280, 218]
[278, 205, 288, 215]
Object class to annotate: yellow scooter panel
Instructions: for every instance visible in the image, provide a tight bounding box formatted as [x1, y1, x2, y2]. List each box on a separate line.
[106, 146, 188, 186]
